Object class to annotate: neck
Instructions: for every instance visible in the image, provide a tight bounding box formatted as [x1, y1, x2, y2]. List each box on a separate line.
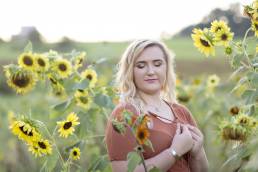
[137, 91, 163, 106]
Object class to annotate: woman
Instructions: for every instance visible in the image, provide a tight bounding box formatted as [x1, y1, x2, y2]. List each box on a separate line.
[105, 39, 209, 172]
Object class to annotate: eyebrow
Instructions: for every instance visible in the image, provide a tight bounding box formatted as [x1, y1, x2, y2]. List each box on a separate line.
[136, 59, 163, 64]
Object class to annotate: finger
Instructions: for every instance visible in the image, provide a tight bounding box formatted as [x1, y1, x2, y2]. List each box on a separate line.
[187, 125, 202, 136]
[182, 124, 190, 134]
[176, 123, 181, 135]
[190, 131, 201, 141]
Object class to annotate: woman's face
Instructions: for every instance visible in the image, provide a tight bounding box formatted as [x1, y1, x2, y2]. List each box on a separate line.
[133, 45, 167, 95]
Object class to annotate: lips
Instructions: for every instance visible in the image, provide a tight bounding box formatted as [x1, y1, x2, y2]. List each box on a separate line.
[144, 79, 158, 83]
[145, 79, 158, 81]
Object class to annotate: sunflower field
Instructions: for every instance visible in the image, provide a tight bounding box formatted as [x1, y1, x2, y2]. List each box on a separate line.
[0, 0, 258, 172]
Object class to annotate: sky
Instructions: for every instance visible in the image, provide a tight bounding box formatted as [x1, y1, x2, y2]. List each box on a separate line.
[0, 0, 253, 42]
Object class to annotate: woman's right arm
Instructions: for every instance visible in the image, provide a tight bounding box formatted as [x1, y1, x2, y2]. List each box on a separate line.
[111, 148, 176, 172]
[111, 123, 194, 172]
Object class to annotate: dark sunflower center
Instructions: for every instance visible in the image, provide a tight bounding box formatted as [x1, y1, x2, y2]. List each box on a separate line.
[63, 121, 72, 129]
[58, 63, 67, 71]
[230, 107, 239, 115]
[38, 58, 46, 67]
[240, 118, 248, 124]
[49, 77, 57, 85]
[73, 151, 77, 156]
[215, 27, 221, 32]
[56, 91, 62, 96]
[19, 125, 33, 136]
[138, 131, 145, 139]
[255, 24, 258, 30]
[23, 56, 33, 66]
[211, 79, 215, 83]
[221, 34, 228, 41]
[200, 39, 210, 47]
[79, 96, 88, 104]
[12, 75, 30, 88]
[86, 74, 92, 80]
[78, 58, 83, 64]
[38, 141, 47, 149]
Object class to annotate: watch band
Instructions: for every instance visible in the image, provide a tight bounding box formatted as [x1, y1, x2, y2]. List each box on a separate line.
[169, 148, 181, 160]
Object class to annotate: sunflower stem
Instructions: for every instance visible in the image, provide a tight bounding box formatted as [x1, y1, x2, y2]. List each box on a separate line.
[43, 125, 65, 167]
[127, 124, 148, 172]
[242, 27, 253, 68]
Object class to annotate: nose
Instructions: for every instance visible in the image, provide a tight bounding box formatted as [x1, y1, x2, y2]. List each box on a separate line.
[147, 65, 155, 75]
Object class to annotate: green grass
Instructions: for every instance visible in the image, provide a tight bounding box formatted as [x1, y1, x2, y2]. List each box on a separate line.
[0, 36, 256, 62]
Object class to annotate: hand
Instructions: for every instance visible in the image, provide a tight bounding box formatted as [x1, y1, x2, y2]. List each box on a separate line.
[186, 124, 204, 158]
[170, 123, 194, 156]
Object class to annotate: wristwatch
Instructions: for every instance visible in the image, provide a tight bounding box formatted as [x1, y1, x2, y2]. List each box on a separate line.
[169, 148, 181, 160]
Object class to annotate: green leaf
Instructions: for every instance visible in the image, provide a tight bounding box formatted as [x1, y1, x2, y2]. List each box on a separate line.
[127, 152, 141, 172]
[87, 155, 109, 172]
[73, 79, 89, 90]
[229, 66, 245, 81]
[46, 149, 59, 171]
[24, 41, 33, 52]
[231, 54, 244, 69]
[230, 76, 248, 94]
[249, 72, 258, 86]
[149, 166, 163, 172]
[94, 94, 112, 108]
[145, 139, 154, 152]
[52, 99, 72, 111]
[242, 89, 258, 105]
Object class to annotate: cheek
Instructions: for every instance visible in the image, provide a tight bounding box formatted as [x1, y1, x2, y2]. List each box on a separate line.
[157, 66, 167, 81]
[133, 68, 145, 85]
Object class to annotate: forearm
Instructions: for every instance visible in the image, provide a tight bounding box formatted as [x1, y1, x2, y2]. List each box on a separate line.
[190, 148, 209, 172]
[134, 148, 176, 172]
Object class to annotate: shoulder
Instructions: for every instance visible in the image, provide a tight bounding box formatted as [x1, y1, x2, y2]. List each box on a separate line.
[172, 102, 191, 115]
[172, 102, 198, 126]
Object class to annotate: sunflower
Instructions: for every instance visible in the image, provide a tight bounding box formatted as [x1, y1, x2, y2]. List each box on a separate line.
[191, 28, 215, 57]
[210, 20, 229, 34]
[136, 125, 150, 145]
[10, 120, 41, 144]
[221, 122, 248, 141]
[18, 52, 36, 71]
[229, 106, 239, 116]
[34, 54, 49, 72]
[192, 78, 201, 86]
[57, 112, 80, 138]
[7, 69, 37, 95]
[29, 139, 52, 157]
[74, 52, 86, 70]
[207, 74, 220, 88]
[235, 114, 253, 127]
[52, 84, 67, 99]
[252, 20, 258, 37]
[225, 46, 233, 56]
[70, 147, 81, 160]
[74, 90, 92, 110]
[81, 68, 98, 88]
[214, 29, 234, 46]
[52, 59, 72, 78]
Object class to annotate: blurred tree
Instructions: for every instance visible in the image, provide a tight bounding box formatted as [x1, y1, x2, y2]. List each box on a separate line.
[175, 3, 252, 38]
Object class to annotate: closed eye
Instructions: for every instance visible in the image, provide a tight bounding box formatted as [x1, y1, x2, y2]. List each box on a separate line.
[154, 60, 162, 67]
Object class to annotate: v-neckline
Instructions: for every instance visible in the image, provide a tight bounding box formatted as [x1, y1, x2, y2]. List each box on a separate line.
[147, 100, 178, 124]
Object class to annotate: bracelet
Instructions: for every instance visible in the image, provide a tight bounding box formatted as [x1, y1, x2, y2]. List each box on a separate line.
[169, 148, 181, 160]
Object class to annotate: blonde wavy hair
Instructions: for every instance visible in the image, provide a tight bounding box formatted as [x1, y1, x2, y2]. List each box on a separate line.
[115, 39, 178, 114]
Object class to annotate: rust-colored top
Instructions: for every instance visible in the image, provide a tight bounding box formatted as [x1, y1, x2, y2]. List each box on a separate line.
[105, 101, 198, 172]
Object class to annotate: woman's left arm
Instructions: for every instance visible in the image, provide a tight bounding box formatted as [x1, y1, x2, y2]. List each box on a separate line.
[187, 124, 209, 172]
